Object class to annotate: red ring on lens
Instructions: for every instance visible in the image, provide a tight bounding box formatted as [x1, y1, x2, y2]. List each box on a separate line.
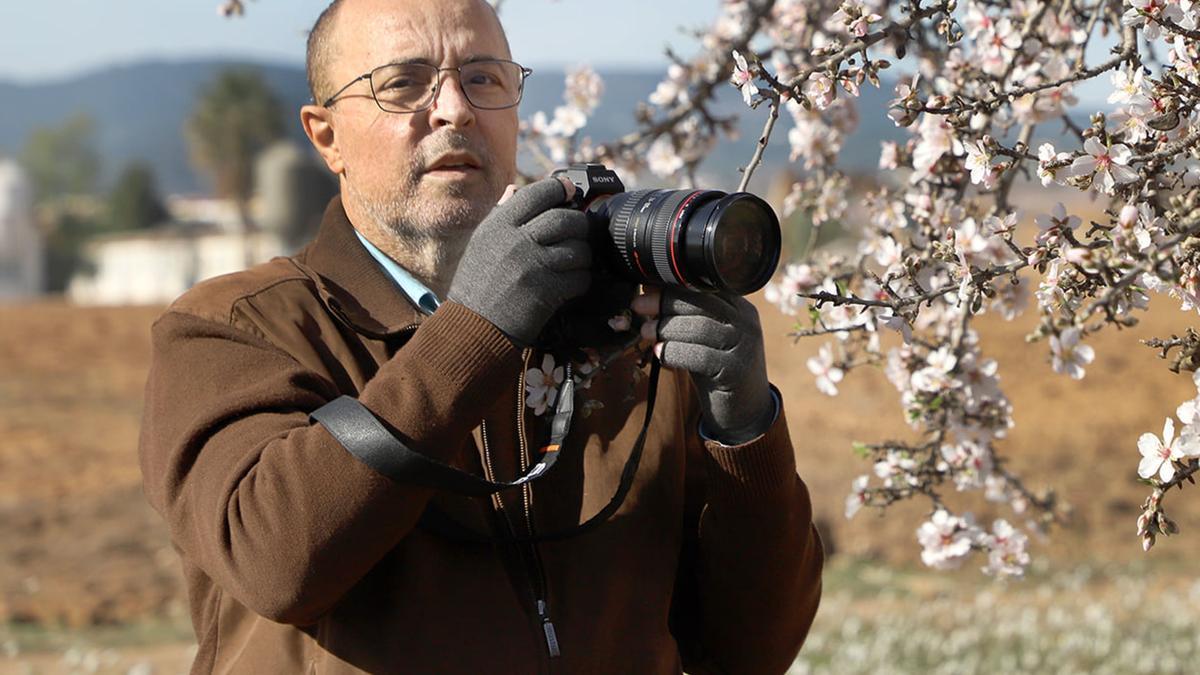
[668, 192, 703, 288]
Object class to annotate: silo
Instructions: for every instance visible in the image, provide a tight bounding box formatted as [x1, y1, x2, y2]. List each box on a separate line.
[255, 141, 336, 253]
[0, 159, 43, 299]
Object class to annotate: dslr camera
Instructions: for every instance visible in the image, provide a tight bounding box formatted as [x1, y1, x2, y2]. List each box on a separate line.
[552, 163, 781, 296]
[538, 163, 781, 352]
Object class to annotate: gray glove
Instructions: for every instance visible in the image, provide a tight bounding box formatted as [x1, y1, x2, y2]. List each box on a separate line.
[635, 287, 775, 444]
[448, 178, 592, 346]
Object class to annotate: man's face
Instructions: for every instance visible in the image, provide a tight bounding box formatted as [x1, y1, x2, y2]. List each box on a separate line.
[326, 0, 519, 243]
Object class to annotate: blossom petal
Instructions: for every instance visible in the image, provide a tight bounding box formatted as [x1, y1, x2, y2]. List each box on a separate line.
[1138, 431, 1163, 458]
[1138, 454, 1163, 479]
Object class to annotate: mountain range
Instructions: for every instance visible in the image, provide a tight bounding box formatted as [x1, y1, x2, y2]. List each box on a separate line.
[0, 58, 921, 197]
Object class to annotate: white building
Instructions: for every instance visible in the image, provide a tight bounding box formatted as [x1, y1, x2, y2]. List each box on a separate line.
[67, 219, 285, 306]
[0, 159, 43, 300]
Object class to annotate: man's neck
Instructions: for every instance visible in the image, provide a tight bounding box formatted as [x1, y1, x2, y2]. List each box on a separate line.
[344, 207, 469, 300]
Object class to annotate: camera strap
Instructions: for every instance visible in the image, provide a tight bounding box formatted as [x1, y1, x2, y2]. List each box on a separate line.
[417, 358, 661, 545]
[310, 367, 576, 497]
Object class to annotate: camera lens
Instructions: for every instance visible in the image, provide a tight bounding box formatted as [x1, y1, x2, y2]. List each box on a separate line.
[591, 188, 780, 295]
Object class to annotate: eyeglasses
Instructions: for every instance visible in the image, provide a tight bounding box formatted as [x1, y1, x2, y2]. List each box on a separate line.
[322, 59, 533, 113]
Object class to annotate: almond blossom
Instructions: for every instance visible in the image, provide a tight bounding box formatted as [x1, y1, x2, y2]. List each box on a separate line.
[1049, 327, 1095, 380]
[646, 136, 684, 177]
[1122, 0, 1185, 41]
[981, 519, 1030, 577]
[1138, 417, 1186, 482]
[729, 50, 758, 106]
[525, 353, 564, 416]
[807, 343, 845, 396]
[845, 475, 870, 519]
[1037, 143, 1072, 186]
[1068, 138, 1139, 194]
[962, 140, 995, 186]
[917, 510, 979, 570]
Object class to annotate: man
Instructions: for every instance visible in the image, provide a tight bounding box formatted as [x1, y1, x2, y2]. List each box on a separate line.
[138, 0, 823, 673]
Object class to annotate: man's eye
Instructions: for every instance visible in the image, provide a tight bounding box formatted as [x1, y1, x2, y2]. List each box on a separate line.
[381, 78, 419, 90]
[466, 73, 502, 87]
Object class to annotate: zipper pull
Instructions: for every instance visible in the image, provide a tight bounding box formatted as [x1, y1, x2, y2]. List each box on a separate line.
[537, 599, 561, 658]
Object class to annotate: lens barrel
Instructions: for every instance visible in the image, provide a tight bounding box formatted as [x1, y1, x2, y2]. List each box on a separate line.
[589, 188, 781, 295]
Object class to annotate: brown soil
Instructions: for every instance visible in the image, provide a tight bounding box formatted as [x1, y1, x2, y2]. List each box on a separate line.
[2, 239, 1198, 630]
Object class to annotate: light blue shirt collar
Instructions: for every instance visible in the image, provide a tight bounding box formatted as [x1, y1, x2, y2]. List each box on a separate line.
[353, 230, 441, 315]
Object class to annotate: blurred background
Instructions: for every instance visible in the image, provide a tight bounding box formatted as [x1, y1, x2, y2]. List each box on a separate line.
[2, 1, 1199, 673]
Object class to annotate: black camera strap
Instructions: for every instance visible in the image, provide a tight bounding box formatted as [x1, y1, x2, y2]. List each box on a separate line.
[310, 366, 576, 498]
[417, 358, 660, 544]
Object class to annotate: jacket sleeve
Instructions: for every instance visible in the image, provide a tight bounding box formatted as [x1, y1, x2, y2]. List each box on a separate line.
[138, 300, 519, 626]
[670, 384, 824, 675]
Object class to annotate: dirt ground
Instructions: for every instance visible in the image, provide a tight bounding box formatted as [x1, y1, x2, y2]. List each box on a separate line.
[2, 229, 1199, 640]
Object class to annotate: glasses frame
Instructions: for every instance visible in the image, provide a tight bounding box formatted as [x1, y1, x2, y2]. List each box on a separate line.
[321, 59, 533, 113]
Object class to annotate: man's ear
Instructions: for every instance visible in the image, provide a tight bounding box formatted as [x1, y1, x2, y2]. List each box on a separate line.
[300, 104, 344, 175]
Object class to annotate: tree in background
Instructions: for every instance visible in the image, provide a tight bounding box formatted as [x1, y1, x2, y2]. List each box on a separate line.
[18, 114, 103, 293]
[104, 161, 169, 232]
[185, 67, 285, 263]
[19, 113, 101, 204]
[224, 0, 1200, 576]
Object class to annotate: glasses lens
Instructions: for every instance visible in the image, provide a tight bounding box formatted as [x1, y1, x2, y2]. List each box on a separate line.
[460, 61, 525, 109]
[371, 63, 437, 112]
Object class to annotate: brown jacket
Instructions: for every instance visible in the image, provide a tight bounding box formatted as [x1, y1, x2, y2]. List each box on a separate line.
[139, 197, 823, 675]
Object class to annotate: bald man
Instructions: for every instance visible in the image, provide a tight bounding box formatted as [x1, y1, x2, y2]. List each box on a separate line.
[139, 1, 823, 673]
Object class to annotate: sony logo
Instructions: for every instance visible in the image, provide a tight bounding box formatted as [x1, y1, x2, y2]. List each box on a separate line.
[592, 176, 617, 183]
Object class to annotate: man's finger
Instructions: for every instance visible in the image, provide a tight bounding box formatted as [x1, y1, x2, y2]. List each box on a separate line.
[659, 286, 738, 320]
[497, 177, 573, 227]
[631, 288, 661, 318]
[523, 209, 590, 245]
[497, 184, 518, 205]
[656, 340, 724, 380]
[655, 314, 738, 350]
[541, 239, 593, 271]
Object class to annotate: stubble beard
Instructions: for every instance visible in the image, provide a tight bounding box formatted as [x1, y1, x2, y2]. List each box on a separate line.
[345, 131, 507, 293]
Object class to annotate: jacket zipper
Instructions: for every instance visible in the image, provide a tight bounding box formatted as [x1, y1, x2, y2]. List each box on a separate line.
[515, 365, 561, 662]
[480, 352, 561, 666]
[393, 320, 562, 665]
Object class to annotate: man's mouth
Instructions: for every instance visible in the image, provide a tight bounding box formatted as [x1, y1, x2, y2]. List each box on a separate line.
[426, 153, 483, 174]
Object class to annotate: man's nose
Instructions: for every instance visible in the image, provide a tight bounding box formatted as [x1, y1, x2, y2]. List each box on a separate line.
[429, 73, 476, 128]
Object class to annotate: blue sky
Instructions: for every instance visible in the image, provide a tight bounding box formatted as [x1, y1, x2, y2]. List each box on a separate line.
[0, 0, 717, 83]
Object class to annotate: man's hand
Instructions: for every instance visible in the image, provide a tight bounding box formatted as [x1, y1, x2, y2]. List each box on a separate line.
[632, 287, 774, 445]
[448, 177, 592, 346]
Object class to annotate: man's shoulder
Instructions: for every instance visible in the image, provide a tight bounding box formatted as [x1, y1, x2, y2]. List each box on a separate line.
[161, 255, 317, 327]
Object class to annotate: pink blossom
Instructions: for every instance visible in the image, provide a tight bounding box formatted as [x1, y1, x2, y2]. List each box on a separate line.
[1068, 138, 1139, 193]
[730, 50, 759, 106]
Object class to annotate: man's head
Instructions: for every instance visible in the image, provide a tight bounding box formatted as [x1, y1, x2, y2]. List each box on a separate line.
[300, 0, 519, 250]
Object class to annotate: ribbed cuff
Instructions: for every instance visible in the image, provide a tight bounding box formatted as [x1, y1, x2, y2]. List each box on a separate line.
[403, 300, 522, 391]
[702, 402, 797, 511]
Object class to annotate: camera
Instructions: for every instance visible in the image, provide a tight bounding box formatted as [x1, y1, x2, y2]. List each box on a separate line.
[536, 163, 781, 354]
[552, 163, 782, 295]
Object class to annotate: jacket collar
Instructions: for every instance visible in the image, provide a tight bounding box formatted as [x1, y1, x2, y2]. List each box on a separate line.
[296, 195, 424, 338]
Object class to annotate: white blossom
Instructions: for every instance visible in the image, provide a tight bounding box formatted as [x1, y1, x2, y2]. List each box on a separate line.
[807, 343, 845, 396]
[1138, 417, 1186, 482]
[917, 510, 978, 570]
[730, 50, 759, 106]
[1068, 138, 1139, 194]
[1049, 327, 1095, 380]
[525, 354, 564, 416]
